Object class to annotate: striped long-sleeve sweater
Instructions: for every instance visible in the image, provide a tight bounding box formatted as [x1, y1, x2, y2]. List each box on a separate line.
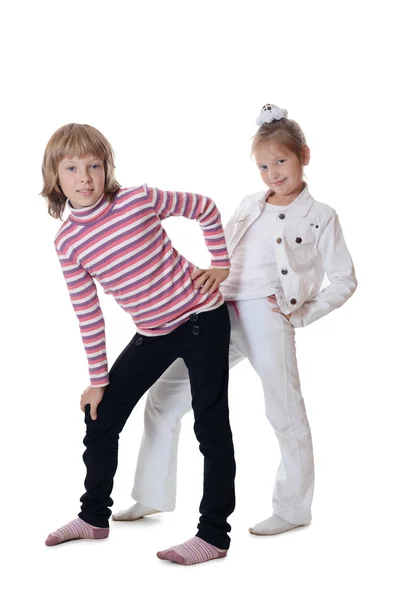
[55, 184, 231, 387]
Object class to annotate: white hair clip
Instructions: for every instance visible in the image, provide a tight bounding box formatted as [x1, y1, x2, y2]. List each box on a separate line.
[256, 104, 288, 126]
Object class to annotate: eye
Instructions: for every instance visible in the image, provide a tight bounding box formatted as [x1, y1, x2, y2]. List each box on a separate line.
[277, 159, 285, 165]
[66, 166, 76, 171]
[90, 164, 101, 169]
[259, 165, 267, 171]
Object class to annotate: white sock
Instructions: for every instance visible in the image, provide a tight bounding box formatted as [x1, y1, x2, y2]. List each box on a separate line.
[249, 515, 305, 536]
[112, 502, 160, 521]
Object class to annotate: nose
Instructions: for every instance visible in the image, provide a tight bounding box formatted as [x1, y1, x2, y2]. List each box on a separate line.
[80, 168, 92, 183]
[268, 167, 279, 182]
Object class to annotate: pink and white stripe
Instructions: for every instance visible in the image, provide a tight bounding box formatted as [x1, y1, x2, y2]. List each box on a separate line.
[55, 185, 230, 386]
[157, 536, 227, 565]
[45, 518, 109, 546]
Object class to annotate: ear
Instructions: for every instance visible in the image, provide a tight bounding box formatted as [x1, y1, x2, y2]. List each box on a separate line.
[301, 145, 310, 166]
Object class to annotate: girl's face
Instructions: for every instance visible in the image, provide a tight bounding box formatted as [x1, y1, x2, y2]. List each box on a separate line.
[58, 155, 106, 208]
[254, 140, 310, 202]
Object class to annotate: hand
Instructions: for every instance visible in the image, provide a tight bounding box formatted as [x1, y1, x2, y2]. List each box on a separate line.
[80, 386, 106, 420]
[267, 294, 291, 320]
[191, 267, 230, 295]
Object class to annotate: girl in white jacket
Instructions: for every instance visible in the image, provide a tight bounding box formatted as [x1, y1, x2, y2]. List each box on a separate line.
[114, 104, 357, 539]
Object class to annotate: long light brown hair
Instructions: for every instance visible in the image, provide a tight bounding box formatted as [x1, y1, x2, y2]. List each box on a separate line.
[41, 123, 121, 219]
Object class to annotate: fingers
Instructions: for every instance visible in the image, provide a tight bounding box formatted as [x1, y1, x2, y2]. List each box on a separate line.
[80, 387, 90, 411]
[200, 272, 226, 294]
[208, 280, 220, 295]
[268, 295, 290, 320]
[80, 391, 88, 412]
[190, 269, 206, 281]
[193, 272, 211, 290]
[90, 403, 98, 421]
[192, 268, 228, 294]
[200, 275, 217, 294]
[81, 399, 98, 420]
[272, 307, 291, 320]
[269, 293, 279, 312]
[80, 390, 99, 419]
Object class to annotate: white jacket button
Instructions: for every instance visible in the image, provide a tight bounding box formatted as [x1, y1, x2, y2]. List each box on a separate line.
[279, 213, 286, 220]
[276, 237, 282, 244]
[296, 237, 302, 244]
[290, 298, 297, 305]
[281, 269, 288, 275]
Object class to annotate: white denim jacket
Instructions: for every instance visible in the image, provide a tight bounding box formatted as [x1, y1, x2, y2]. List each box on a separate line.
[223, 186, 357, 328]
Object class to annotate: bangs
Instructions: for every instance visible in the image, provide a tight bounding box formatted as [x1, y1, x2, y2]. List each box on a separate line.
[266, 132, 296, 154]
[252, 119, 306, 162]
[54, 124, 110, 163]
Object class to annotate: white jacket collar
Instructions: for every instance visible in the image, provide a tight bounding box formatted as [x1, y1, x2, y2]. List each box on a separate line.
[245, 184, 314, 217]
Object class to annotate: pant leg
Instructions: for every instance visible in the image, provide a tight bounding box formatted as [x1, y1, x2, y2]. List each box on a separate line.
[182, 304, 235, 549]
[78, 332, 179, 528]
[132, 309, 244, 511]
[230, 299, 314, 525]
[132, 358, 193, 511]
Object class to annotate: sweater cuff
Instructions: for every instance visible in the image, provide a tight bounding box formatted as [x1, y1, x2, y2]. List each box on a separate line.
[210, 260, 231, 269]
[90, 376, 110, 388]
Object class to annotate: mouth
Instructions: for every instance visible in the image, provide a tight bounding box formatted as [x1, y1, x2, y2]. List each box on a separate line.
[77, 189, 94, 194]
[271, 178, 287, 186]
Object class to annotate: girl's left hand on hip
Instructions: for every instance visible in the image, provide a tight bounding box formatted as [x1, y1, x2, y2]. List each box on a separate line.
[267, 294, 291, 320]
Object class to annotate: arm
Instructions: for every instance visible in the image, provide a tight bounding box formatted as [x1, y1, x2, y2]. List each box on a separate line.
[56, 246, 109, 387]
[148, 186, 231, 269]
[289, 212, 357, 328]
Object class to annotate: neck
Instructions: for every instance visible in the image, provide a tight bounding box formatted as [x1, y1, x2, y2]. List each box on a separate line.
[67, 193, 113, 224]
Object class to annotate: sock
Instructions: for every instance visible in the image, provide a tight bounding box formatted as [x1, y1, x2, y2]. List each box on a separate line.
[157, 536, 227, 566]
[112, 502, 160, 521]
[45, 518, 109, 546]
[249, 515, 304, 536]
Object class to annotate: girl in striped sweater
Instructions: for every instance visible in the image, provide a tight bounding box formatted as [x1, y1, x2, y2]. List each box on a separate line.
[42, 123, 235, 565]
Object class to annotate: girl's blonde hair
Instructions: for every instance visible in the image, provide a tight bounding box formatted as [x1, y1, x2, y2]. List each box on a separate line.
[41, 123, 121, 219]
[251, 117, 307, 162]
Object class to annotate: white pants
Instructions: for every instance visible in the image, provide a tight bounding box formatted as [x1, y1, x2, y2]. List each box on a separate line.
[132, 299, 314, 525]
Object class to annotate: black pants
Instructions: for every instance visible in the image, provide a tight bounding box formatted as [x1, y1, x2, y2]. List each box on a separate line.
[78, 303, 235, 549]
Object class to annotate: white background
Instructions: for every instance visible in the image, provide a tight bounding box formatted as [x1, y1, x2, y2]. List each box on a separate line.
[1, 1, 396, 598]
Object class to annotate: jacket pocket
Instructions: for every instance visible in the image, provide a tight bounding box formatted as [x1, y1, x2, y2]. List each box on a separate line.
[285, 227, 317, 269]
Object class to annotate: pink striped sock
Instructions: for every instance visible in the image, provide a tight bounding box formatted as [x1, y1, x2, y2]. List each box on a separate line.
[45, 518, 109, 546]
[157, 536, 227, 565]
